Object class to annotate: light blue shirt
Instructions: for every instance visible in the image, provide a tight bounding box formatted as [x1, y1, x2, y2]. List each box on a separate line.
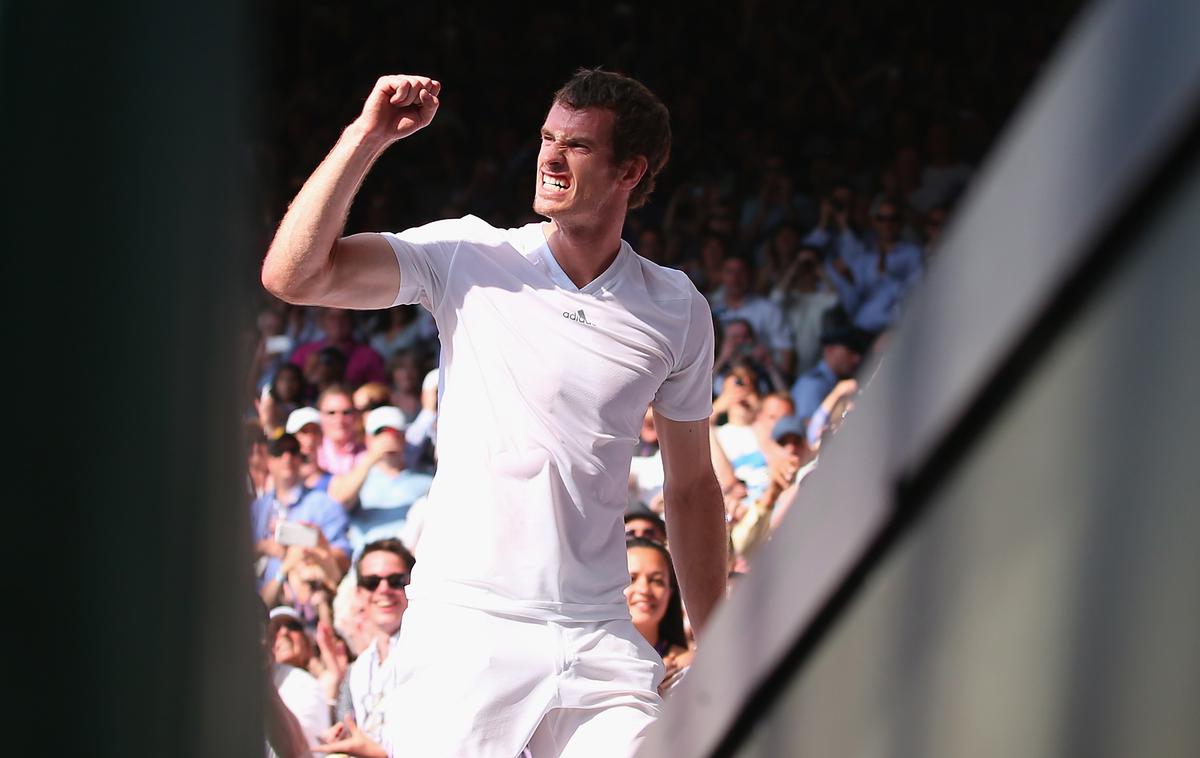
[348, 467, 434, 555]
[251, 486, 351, 587]
[790, 359, 838, 421]
[826, 231, 923, 333]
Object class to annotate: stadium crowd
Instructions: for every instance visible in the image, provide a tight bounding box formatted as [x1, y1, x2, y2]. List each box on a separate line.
[245, 0, 1078, 751]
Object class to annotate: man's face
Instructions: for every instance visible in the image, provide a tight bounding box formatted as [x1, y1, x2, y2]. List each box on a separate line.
[721, 258, 749, 298]
[759, 396, 793, 429]
[357, 551, 409, 635]
[777, 433, 805, 458]
[825, 344, 863, 378]
[873, 202, 901, 244]
[294, 423, 322, 456]
[533, 102, 627, 221]
[323, 309, 353, 342]
[319, 392, 358, 445]
[266, 442, 301, 488]
[724, 320, 753, 353]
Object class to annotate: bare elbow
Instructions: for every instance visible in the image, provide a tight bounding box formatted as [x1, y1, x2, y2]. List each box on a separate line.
[260, 246, 326, 305]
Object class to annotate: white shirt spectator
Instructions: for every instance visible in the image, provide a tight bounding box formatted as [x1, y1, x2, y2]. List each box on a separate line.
[272, 663, 331, 747]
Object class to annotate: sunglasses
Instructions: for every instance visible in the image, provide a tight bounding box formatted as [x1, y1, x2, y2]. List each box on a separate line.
[358, 573, 409, 591]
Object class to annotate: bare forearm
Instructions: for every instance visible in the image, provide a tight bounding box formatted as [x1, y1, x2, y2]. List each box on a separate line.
[262, 122, 388, 303]
[663, 475, 728, 638]
[328, 455, 376, 508]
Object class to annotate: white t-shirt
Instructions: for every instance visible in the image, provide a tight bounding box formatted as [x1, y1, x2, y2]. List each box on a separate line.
[272, 663, 331, 747]
[382, 216, 714, 621]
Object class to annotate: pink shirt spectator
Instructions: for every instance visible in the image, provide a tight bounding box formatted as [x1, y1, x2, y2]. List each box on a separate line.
[317, 437, 367, 476]
[291, 339, 387, 389]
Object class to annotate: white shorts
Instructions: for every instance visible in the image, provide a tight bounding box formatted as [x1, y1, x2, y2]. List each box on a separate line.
[381, 599, 664, 757]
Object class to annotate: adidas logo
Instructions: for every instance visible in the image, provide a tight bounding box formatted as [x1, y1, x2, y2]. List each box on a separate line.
[562, 308, 596, 326]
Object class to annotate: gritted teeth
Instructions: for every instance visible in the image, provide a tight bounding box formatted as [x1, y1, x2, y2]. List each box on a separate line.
[541, 173, 569, 190]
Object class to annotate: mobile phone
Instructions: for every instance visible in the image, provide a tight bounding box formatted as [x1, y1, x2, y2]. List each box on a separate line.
[275, 521, 319, 548]
[266, 335, 293, 355]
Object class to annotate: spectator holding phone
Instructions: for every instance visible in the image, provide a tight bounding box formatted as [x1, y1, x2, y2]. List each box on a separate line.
[252, 433, 352, 590]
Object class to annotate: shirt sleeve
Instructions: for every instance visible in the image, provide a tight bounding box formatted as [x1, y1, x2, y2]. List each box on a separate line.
[790, 374, 828, 421]
[380, 216, 493, 313]
[312, 494, 352, 556]
[654, 286, 716, 422]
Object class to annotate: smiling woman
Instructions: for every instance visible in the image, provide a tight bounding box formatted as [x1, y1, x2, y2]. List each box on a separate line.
[624, 536, 693, 695]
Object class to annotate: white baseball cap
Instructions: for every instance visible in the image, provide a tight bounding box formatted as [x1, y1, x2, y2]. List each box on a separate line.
[285, 407, 321, 434]
[365, 406, 408, 435]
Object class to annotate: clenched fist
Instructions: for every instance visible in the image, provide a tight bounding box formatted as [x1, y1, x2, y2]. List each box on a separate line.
[353, 74, 441, 146]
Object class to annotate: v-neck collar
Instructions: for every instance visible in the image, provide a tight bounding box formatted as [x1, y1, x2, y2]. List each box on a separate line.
[536, 227, 629, 295]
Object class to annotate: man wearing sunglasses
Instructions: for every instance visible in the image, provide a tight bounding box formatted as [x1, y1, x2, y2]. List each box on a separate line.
[334, 539, 415, 747]
[825, 199, 925, 333]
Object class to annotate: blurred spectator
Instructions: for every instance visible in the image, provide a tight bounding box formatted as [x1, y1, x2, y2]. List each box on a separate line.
[352, 381, 392, 414]
[315, 385, 367, 476]
[369, 305, 433, 364]
[922, 205, 949, 263]
[681, 233, 730, 294]
[712, 320, 786, 396]
[826, 199, 924, 333]
[291, 308, 387, 390]
[268, 606, 331, 747]
[247, 427, 270, 498]
[329, 407, 433, 556]
[624, 511, 668, 544]
[286, 407, 331, 491]
[711, 366, 771, 504]
[911, 122, 972, 213]
[624, 537, 692, 697]
[709, 256, 795, 375]
[251, 433, 352, 589]
[790, 325, 869, 421]
[739, 155, 812, 249]
[253, 306, 296, 394]
[256, 362, 307, 437]
[260, 535, 343, 629]
[306, 345, 348, 397]
[637, 226, 666, 264]
[628, 407, 665, 509]
[386, 351, 425, 422]
[769, 242, 842, 375]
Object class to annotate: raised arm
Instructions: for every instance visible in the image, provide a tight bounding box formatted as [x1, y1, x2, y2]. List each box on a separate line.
[654, 412, 727, 639]
[261, 75, 441, 308]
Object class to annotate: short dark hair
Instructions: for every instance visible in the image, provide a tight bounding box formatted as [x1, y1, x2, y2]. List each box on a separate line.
[624, 511, 667, 535]
[266, 433, 301, 458]
[355, 538, 415, 577]
[553, 67, 671, 210]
